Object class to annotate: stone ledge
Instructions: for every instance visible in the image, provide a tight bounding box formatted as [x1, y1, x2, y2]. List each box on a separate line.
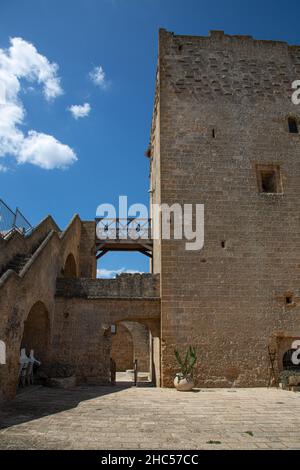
[56, 274, 160, 299]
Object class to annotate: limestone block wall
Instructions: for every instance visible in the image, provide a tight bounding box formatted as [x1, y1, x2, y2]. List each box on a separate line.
[0, 215, 60, 274]
[79, 221, 96, 278]
[51, 294, 160, 385]
[152, 29, 300, 387]
[59, 216, 82, 278]
[150, 69, 162, 276]
[0, 215, 83, 400]
[56, 273, 160, 299]
[0, 231, 61, 400]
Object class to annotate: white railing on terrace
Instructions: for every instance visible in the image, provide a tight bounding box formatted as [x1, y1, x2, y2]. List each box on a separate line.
[0, 199, 33, 238]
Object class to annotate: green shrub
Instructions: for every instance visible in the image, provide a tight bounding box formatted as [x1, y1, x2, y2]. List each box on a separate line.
[174, 346, 197, 378]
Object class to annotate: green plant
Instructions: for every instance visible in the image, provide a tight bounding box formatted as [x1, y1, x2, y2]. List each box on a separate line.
[174, 346, 197, 378]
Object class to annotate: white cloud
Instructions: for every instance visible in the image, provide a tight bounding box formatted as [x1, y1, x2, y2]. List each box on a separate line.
[97, 268, 143, 279]
[18, 131, 77, 170]
[3, 37, 63, 101]
[89, 65, 108, 89]
[0, 163, 7, 172]
[68, 102, 91, 119]
[0, 37, 77, 170]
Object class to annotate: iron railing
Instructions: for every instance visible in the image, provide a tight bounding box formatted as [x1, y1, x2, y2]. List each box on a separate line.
[0, 199, 33, 238]
[95, 218, 151, 241]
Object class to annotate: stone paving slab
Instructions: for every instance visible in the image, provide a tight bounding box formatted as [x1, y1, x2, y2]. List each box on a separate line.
[0, 385, 299, 449]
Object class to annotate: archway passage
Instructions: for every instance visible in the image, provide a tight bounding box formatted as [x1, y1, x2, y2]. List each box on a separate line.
[110, 321, 152, 385]
[21, 301, 50, 364]
[111, 323, 134, 372]
[63, 253, 77, 278]
[53, 279, 161, 386]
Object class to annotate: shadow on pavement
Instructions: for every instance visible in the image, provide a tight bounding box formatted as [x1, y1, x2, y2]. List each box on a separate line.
[0, 383, 132, 430]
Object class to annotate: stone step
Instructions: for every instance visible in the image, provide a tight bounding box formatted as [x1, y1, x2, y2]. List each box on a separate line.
[3, 255, 31, 275]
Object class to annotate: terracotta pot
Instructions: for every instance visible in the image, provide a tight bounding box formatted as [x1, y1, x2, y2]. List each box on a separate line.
[174, 375, 194, 391]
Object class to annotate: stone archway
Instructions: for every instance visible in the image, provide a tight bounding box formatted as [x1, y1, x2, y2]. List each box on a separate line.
[63, 253, 77, 279]
[21, 301, 50, 363]
[52, 277, 161, 386]
[108, 320, 153, 385]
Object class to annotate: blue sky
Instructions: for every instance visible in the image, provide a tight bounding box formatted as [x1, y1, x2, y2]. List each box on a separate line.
[1, 0, 300, 276]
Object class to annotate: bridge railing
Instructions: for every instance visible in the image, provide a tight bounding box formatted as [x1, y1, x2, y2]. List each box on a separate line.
[95, 218, 152, 241]
[0, 199, 33, 238]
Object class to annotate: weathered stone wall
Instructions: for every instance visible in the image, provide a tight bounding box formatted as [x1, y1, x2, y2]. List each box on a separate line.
[0, 216, 82, 400]
[152, 29, 300, 387]
[59, 216, 82, 278]
[56, 273, 160, 299]
[150, 68, 162, 276]
[0, 215, 60, 275]
[51, 294, 160, 384]
[0, 216, 161, 400]
[79, 222, 96, 278]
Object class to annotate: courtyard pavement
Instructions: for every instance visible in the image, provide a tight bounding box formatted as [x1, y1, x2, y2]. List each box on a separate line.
[0, 385, 299, 449]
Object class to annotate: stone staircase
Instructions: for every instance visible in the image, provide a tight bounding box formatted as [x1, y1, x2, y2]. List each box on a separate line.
[0, 230, 53, 280]
[1, 253, 32, 276]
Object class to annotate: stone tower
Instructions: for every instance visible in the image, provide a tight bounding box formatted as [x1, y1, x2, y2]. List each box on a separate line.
[150, 29, 300, 387]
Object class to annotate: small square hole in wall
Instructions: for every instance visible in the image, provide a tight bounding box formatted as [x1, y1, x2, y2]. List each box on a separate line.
[261, 171, 276, 193]
[256, 165, 282, 194]
[285, 294, 293, 306]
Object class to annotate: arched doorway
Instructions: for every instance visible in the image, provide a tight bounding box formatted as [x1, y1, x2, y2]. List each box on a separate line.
[63, 253, 77, 278]
[21, 301, 50, 364]
[111, 323, 134, 371]
[283, 349, 300, 371]
[108, 320, 152, 385]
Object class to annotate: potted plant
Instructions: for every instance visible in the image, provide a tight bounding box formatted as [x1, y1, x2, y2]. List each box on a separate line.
[174, 346, 197, 391]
